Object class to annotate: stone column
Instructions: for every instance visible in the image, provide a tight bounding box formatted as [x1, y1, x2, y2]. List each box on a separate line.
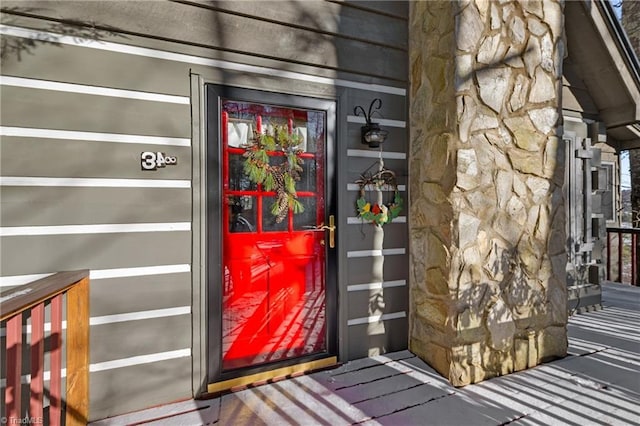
[409, 0, 568, 386]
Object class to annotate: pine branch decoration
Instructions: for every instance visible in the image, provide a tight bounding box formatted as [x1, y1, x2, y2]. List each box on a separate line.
[243, 124, 305, 223]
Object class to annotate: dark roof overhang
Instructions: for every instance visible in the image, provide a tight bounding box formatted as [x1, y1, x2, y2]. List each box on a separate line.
[564, 0, 640, 151]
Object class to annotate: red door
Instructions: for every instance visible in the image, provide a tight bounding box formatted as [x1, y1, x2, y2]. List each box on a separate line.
[220, 99, 330, 371]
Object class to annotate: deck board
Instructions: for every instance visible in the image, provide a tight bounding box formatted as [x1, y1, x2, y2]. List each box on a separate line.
[89, 283, 640, 425]
[89, 399, 218, 425]
[334, 372, 440, 403]
[352, 382, 453, 419]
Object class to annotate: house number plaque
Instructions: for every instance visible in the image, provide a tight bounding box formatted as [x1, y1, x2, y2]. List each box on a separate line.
[141, 151, 178, 170]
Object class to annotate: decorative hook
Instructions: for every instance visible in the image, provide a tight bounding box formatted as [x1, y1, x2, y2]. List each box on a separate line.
[354, 98, 383, 125]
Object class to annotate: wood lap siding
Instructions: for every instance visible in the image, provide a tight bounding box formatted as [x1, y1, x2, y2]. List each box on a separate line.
[1, 234, 191, 274]
[189, 0, 407, 48]
[0, 0, 408, 420]
[1, 87, 190, 137]
[2, 0, 407, 82]
[0, 187, 191, 227]
[0, 36, 193, 97]
[1, 8, 195, 415]
[0, 140, 192, 181]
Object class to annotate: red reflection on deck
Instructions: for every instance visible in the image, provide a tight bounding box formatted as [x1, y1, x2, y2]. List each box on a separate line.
[220, 103, 327, 371]
[222, 233, 326, 369]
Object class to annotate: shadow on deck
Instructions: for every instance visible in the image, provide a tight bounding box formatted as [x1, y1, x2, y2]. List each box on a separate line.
[91, 282, 640, 425]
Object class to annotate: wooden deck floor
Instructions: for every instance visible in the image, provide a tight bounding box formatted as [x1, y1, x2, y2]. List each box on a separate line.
[91, 282, 640, 425]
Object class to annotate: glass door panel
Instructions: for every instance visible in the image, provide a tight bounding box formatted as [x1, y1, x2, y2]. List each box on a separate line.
[221, 100, 327, 371]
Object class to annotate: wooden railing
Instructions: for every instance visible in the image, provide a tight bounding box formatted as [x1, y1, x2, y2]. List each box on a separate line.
[1, 270, 90, 425]
[607, 227, 640, 286]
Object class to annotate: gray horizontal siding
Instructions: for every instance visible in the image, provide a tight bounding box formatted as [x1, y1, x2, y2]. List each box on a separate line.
[347, 285, 408, 319]
[0, 86, 190, 137]
[1, 35, 192, 97]
[192, 0, 407, 49]
[339, 49, 409, 358]
[343, 0, 409, 18]
[347, 316, 409, 359]
[0, 233, 191, 275]
[346, 255, 409, 289]
[90, 273, 191, 317]
[344, 225, 408, 251]
[345, 158, 408, 187]
[347, 91, 407, 119]
[1, 187, 191, 227]
[0, 138, 191, 180]
[1, 17, 406, 98]
[91, 315, 191, 364]
[339, 77, 409, 360]
[0, 0, 409, 419]
[1, 0, 407, 82]
[346, 125, 408, 152]
[90, 357, 192, 421]
[2, 22, 402, 95]
[0, 273, 192, 421]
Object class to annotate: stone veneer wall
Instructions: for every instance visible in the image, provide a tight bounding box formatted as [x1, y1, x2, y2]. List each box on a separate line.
[408, 0, 568, 386]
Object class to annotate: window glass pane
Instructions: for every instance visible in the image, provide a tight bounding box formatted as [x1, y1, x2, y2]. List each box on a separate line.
[293, 197, 317, 230]
[227, 120, 253, 147]
[296, 159, 317, 193]
[222, 101, 326, 156]
[229, 196, 256, 233]
[262, 196, 289, 232]
[268, 154, 286, 169]
[220, 96, 327, 371]
[228, 154, 256, 191]
[303, 111, 324, 154]
[223, 102, 258, 127]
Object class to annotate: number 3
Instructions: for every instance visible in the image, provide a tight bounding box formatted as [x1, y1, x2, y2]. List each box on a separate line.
[141, 151, 157, 170]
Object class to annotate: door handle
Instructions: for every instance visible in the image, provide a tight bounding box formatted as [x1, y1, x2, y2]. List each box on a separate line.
[316, 215, 336, 248]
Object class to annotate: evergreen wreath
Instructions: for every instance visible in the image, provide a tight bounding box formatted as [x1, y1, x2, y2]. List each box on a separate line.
[243, 124, 305, 223]
[355, 169, 403, 226]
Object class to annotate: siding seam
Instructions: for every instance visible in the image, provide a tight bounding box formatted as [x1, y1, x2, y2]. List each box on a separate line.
[0, 76, 190, 104]
[0, 177, 191, 188]
[346, 149, 406, 160]
[346, 115, 406, 128]
[0, 126, 191, 146]
[346, 248, 406, 258]
[0, 264, 191, 287]
[347, 183, 406, 191]
[347, 280, 407, 292]
[0, 222, 191, 236]
[91, 307, 191, 325]
[347, 311, 406, 326]
[0, 24, 406, 96]
[90, 349, 191, 372]
[347, 216, 406, 224]
[171, 0, 408, 52]
[0, 307, 192, 335]
[0, 349, 192, 386]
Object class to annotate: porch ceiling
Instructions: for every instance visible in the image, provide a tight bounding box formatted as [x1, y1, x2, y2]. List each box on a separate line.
[564, 0, 640, 151]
